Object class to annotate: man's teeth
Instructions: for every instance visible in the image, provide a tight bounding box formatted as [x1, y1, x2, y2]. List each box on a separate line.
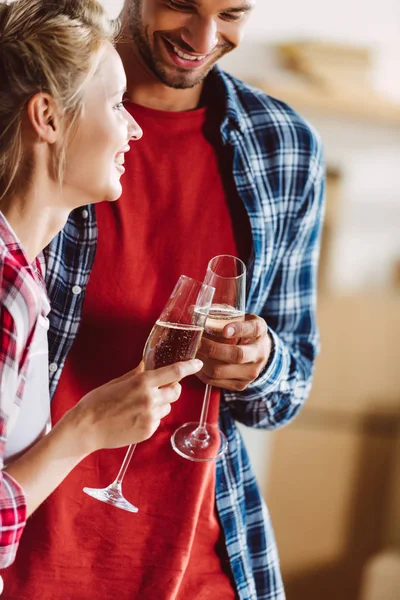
[173, 46, 206, 61]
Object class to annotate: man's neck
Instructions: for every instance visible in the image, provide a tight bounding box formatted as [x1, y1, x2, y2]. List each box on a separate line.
[117, 37, 205, 113]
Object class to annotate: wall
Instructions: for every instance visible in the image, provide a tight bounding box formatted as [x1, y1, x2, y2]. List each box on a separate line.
[243, 0, 400, 46]
[100, 0, 123, 19]
[100, 0, 400, 46]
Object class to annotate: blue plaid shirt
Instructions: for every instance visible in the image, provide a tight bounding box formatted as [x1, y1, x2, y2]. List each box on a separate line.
[45, 67, 324, 600]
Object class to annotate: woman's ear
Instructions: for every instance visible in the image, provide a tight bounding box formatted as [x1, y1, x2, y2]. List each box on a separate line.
[26, 93, 61, 144]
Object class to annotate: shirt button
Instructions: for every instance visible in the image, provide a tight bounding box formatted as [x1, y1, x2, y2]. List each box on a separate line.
[72, 285, 82, 295]
[49, 363, 58, 374]
[279, 381, 290, 393]
[81, 209, 89, 219]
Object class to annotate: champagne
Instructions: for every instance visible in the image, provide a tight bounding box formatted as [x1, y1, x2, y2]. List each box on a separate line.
[202, 304, 245, 345]
[143, 321, 203, 370]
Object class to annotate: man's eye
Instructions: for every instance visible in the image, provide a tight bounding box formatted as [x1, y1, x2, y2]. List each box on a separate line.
[220, 12, 244, 22]
[167, 0, 193, 11]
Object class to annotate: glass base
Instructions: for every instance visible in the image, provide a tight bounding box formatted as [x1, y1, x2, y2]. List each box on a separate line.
[83, 484, 138, 513]
[171, 422, 228, 462]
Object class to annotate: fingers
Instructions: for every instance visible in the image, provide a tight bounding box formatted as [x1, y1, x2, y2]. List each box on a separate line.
[157, 382, 182, 406]
[117, 361, 145, 382]
[195, 317, 273, 391]
[198, 337, 258, 365]
[150, 401, 171, 424]
[137, 382, 181, 439]
[196, 371, 253, 392]
[197, 359, 261, 387]
[146, 359, 203, 387]
[78, 372, 186, 451]
[223, 314, 268, 343]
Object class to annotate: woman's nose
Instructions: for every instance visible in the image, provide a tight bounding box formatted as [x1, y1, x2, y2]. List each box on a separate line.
[128, 115, 143, 141]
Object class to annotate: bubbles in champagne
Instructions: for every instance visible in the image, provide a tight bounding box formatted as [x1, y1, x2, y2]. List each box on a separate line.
[143, 321, 203, 370]
[200, 304, 245, 343]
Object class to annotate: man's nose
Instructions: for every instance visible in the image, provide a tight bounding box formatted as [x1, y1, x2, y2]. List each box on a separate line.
[181, 16, 218, 55]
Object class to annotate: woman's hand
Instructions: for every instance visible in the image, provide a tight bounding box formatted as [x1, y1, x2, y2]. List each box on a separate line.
[5, 358, 202, 517]
[68, 359, 203, 455]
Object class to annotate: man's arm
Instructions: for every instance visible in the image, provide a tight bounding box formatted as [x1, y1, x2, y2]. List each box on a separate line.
[197, 147, 325, 430]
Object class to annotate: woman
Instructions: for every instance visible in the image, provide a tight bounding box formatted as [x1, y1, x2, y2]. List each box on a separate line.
[0, 0, 202, 571]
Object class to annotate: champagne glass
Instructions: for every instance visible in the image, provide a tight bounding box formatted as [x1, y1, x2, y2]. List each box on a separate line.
[171, 255, 246, 462]
[83, 275, 215, 512]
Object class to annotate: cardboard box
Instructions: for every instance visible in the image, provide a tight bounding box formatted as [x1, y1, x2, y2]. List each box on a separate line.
[268, 423, 395, 570]
[359, 552, 400, 600]
[308, 294, 400, 415]
[266, 294, 400, 600]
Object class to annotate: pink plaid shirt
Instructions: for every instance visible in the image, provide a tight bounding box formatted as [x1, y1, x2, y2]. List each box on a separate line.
[0, 212, 48, 568]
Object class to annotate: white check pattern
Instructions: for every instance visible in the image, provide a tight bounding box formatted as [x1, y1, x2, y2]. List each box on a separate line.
[0, 213, 48, 567]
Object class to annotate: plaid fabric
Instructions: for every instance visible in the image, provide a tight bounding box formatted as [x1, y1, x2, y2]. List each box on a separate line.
[45, 68, 325, 600]
[0, 213, 47, 567]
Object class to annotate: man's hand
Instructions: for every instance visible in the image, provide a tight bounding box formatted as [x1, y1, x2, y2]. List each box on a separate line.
[196, 314, 272, 391]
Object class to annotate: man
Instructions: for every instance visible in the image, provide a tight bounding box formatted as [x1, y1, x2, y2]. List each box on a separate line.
[2, 1, 324, 599]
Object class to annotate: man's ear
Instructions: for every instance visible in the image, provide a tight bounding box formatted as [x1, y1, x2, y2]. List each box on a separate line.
[26, 93, 61, 144]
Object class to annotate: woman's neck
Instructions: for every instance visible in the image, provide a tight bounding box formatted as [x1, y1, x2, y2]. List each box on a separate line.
[1, 185, 70, 263]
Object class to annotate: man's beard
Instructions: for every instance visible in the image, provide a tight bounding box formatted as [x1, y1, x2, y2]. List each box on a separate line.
[128, 1, 231, 89]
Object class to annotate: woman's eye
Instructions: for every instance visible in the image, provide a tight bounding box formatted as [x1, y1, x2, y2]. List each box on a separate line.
[114, 100, 128, 111]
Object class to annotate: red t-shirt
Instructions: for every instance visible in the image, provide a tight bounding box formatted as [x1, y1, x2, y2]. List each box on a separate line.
[2, 101, 251, 599]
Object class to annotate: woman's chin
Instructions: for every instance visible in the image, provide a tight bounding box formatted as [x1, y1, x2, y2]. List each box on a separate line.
[69, 181, 123, 207]
[100, 183, 123, 204]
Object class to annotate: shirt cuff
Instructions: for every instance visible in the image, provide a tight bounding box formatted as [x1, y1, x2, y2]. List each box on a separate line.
[245, 326, 289, 395]
[0, 471, 28, 568]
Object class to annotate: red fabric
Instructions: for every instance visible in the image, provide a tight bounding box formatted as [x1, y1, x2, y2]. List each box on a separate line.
[2, 102, 250, 599]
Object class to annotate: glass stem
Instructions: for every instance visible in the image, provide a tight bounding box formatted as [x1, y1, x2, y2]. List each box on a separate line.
[112, 444, 137, 487]
[193, 384, 212, 440]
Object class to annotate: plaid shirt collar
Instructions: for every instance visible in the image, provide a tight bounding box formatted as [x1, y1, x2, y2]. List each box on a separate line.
[207, 66, 248, 134]
[0, 212, 47, 303]
[0, 213, 31, 268]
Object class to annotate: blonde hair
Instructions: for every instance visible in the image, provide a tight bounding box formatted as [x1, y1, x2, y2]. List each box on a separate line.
[0, 0, 119, 202]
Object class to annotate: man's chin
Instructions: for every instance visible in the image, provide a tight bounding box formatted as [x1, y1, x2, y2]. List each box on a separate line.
[162, 76, 206, 90]
[155, 64, 213, 90]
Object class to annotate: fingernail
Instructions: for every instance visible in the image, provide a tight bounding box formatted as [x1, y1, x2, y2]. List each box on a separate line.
[193, 359, 203, 369]
[226, 327, 235, 338]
